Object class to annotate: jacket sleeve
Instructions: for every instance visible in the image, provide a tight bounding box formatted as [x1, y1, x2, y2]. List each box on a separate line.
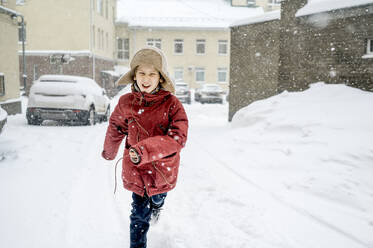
[130, 98, 188, 166]
[102, 97, 128, 160]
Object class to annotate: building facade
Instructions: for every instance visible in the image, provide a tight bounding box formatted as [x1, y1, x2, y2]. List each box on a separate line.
[229, 0, 373, 121]
[0, 0, 22, 115]
[115, 0, 263, 91]
[116, 26, 231, 90]
[14, 0, 118, 96]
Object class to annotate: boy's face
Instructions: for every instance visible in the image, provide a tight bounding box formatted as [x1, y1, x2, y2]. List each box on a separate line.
[134, 64, 161, 94]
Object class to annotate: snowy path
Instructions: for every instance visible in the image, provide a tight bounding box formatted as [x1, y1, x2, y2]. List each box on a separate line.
[1, 97, 373, 248]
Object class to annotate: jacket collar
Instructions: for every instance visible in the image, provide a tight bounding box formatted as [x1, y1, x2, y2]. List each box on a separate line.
[132, 89, 171, 106]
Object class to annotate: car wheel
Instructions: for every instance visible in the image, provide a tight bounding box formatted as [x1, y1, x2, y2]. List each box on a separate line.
[103, 106, 110, 122]
[86, 107, 96, 126]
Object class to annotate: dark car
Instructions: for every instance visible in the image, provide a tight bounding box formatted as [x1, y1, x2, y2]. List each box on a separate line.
[194, 83, 224, 104]
[175, 81, 191, 104]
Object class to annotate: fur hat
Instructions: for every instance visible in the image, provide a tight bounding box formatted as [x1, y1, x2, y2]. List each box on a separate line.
[116, 47, 175, 94]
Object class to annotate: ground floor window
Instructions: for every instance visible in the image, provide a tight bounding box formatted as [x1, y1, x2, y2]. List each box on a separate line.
[174, 67, 184, 81]
[195, 67, 205, 82]
[217, 67, 227, 82]
[367, 39, 373, 54]
[118, 38, 129, 60]
[0, 74, 5, 96]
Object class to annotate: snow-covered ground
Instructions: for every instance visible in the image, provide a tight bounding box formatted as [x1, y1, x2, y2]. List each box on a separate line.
[1, 82, 373, 248]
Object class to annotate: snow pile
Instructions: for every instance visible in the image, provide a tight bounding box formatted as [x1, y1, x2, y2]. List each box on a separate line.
[204, 82, 373, 247]
[0, 106, 7, 122]
[117, 0, 263, 28]
[297, 0, 373, 17]
[1, 83, 373, 248]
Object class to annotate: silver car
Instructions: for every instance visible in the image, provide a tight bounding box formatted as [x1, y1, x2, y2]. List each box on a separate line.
[175, 81, 191, 104]
[26, 75, 110, 125]
[194, 83, 224, 104]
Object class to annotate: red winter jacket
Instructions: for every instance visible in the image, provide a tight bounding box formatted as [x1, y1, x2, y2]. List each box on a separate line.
[102, 89, 188, 197]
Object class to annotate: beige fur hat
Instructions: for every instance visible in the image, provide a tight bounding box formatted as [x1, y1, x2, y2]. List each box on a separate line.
[116, 47, 175, 94]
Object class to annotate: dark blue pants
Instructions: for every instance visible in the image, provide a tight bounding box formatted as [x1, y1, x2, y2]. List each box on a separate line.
[129, 192, 167, 248]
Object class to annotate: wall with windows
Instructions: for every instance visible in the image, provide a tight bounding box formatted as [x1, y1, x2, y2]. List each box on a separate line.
[0, 1, 22, 114]
[255, 0, 281, 12]
[115, 26, 230, 90]
[14, 0, 116, 59]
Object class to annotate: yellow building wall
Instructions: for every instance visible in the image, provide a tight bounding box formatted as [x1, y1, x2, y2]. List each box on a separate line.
[116, 27, 230, 90]
[256, 0, 281, 12]
[15, 0, 116, 60]
[0, 3, 21, 101]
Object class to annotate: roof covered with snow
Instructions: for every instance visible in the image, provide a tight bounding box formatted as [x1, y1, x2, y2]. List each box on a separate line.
[116, 0, 264, 29]
[230, 10, 280, 27]
[297, 0, 373, 17]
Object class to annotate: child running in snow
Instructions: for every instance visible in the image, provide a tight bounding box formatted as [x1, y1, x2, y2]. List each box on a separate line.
[102, 47, 188, 248]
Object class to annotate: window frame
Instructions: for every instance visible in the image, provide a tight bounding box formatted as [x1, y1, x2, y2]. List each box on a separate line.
[367, 39, 373, 55]
[146, 38, 162, 49]
[195, 67, 205, 82]
[217, 67, 228, 83]
[218, 40, 228, 55]
[0, 74, 5, 96]
[117, 38, 129, 60]
[196, 39, 206, 55]
[174, 39, 184, 55]
[174, 67, 184, 81]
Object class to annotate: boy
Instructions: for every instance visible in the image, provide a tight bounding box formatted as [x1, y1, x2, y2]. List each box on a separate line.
[102, 47, 188, 248]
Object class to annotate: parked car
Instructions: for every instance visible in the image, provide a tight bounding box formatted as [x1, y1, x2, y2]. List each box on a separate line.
[175, 81, 191, 104]
[0, 106, 7, 134]
[194, 83, 224, 104]
[26, 75, 110, 125]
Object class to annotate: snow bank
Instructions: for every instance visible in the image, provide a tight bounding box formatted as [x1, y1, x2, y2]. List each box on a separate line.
[0, 106, 7, 122]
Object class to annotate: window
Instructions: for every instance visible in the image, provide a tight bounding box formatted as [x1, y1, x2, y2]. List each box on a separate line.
[106, 32, 108, 50]
[196, 39, 206, 55]
[97, 28, 101, 49]
[18, 23, 26, 43]
[268, 0, 281, 5]
[0, 74, 4, 96]
[97, 0, 103, 15]
[33, 65, 39, 81]
[118, 38, 129, 60]
[174, 67, 184, 81]
[195, 67, 205, 82]
[105, 0, 108, 19]
[16, 0, 24, 5]
[218, 40, 228, 55]
[174, 39, 184, 54]
[367, 39, 373, 54]
[147, 39, 161, 49]
[1, 0, 8, 5]
[217, 68, 228, 82]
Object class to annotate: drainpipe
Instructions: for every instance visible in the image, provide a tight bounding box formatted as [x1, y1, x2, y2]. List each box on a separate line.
[0, 6, 27, 90]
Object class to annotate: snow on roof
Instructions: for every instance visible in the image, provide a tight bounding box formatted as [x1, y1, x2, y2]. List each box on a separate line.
[230, 10, 280, 27]
[297, 0, 373, 17]
[20, 50, 92, 56]
[117, 0, 264, 29]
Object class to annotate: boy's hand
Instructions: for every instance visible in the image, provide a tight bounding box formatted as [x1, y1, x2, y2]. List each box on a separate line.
[129, 148, 141, 164]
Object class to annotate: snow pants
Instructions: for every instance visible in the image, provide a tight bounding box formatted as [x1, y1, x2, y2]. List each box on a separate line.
[129, 192, 167, 248]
